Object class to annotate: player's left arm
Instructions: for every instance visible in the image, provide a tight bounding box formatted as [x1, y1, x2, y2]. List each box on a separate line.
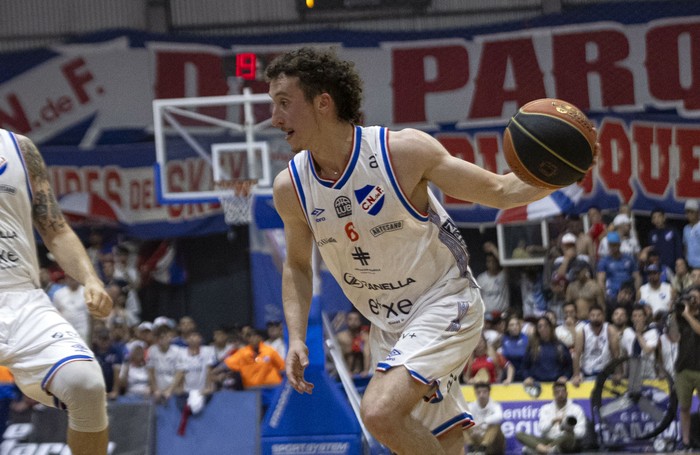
[390, 128, 554, 209]
[16, 134, 112, 318]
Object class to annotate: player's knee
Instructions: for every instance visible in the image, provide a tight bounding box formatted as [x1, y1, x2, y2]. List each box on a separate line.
[49, 360, 108, 432]
[360, 398, 396, 436]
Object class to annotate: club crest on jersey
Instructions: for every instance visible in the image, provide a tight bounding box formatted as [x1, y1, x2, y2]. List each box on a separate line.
[0, 156, 7, 176]
[354, 184, 385, 216]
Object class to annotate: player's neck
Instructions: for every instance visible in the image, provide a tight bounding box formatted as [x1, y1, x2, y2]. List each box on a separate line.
[309, 122, 354, 178]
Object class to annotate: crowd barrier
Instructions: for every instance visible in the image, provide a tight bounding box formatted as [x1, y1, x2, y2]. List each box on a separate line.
[3, 381, 695, 454]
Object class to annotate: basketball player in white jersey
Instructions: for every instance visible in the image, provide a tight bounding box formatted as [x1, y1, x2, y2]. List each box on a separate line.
[267, 48, 596, 454]
[0, 130, 112, 454]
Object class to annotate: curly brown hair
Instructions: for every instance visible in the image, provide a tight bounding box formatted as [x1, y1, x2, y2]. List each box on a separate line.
[265, 47, 363, 124]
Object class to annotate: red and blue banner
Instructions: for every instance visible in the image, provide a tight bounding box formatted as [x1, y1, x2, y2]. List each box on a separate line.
[2, 2, 700, 237]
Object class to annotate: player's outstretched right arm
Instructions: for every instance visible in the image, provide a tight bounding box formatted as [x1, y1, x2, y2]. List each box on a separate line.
[273, 169, 315, 394]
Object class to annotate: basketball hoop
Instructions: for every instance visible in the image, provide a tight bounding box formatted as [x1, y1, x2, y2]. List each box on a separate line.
[215, 180, 257, 225]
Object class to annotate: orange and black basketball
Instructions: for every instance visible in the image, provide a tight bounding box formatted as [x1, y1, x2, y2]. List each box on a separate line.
[503, 98, 596, 189]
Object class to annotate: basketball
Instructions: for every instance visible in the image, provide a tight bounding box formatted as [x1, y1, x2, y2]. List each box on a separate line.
[503, 98, 596, 189]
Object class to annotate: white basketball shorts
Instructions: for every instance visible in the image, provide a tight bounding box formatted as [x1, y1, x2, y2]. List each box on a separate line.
[370, 281, 485, 437]
[0, 289, 96, 407]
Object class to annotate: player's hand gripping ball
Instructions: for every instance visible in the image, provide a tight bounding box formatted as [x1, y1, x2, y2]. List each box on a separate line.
[504, 98, 597, 189]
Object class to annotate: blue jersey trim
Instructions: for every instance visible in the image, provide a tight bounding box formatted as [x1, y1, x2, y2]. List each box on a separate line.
[41, 354, 94, 390]
[308, 126, 363, 189]
[8, 132, 33, 200]
[289, 159, 310, 225]
[379, 128, 429, 222]
[431, 412, 475, 436]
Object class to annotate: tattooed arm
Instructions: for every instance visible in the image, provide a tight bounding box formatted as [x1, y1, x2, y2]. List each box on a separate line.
[17, 135, 113, 318]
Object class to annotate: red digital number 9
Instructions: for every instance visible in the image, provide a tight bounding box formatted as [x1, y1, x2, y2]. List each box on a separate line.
[345, 222, 359, 242]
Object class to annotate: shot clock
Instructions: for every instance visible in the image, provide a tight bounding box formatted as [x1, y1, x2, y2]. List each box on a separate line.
[222, 53, 261, 80]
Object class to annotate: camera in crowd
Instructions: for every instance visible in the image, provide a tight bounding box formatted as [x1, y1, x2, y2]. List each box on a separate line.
[675, 295, 692, 315]
[560, 416, 578, 432]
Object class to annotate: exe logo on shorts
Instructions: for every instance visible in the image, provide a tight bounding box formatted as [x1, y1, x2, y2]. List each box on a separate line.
[334, 196, 352, 218]
[369, 298, 413, 321]
[354, 184, 385, 216]
[385, 348, 402, 361]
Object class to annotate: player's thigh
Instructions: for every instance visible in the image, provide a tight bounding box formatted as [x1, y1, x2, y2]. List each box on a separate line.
[437, 425, 465, 455]
[362, 366, 430, 416]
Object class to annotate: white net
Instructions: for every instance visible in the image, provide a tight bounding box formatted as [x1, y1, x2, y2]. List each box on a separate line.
[216, 180, 257, 225]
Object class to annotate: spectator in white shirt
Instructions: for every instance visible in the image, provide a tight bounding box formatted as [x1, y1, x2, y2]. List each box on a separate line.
[637, 263, 673, 318]
[464, 382, 505, 455]
[516, 380, 588, 454]
[477, 248, 510, 315]
[52, 275, 91, 342]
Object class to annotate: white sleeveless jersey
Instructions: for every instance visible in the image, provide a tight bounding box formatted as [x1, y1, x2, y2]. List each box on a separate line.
[581, 321, 611, 375]
[0, 129, 40, 290]
[289, 126, 477, 333]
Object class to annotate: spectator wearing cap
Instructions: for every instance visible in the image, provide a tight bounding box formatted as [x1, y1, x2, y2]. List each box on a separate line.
[637, 263, 673, 318]
[598, 213, 640, 258]
[552, 233, 590, 285]
[597, 232, 641, 301]
[565, 215, 596, 265]
[646, 208, 683, 272]
[683, 200, 700, 269]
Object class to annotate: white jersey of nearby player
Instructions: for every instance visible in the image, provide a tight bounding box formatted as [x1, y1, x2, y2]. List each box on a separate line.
[581, 322, 611, 376]
[0, 129, 40, 291]
[289, 126, 477, 333]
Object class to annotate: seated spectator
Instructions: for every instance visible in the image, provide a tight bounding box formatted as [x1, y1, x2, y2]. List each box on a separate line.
[477, 246, 510, 315]
[607, 280, 636, 321]
[516, 380, 588, 454]
[173, 315, 197, 347]
[172, 331, 216, 397]
[121, 344, 150, 400]
[464, 382, 506, 455]
[598, 213, 640, 258]
[672, 257, 694, 300]
[609, 305, 633, 355]
[482, 312, 505, 349]
[147, 324, 183, 404]
[556, 302, 583, 350]
[639, 248, 674, 284]
[597, 232, 641, 301]
[224, 328, 285, 389]
[565, 260, 605, 320]
[92, 327, 123, 401]
[620, 304, 659, 379]
[522, 317, 573, 385]
[211, 325, 235, 364]
[462, 335, 513, 384]
[336, 310, 370, 376]
[586, 206, 607, 261]
[638, 263, 673, 318]
[500, 315, 529, 382]
[572, 305, 618, 386]
[647, 208, 683, 272]
[266, 320, 287, 360]
[553, 233, 590, 282]
[52, 275, 91, 343]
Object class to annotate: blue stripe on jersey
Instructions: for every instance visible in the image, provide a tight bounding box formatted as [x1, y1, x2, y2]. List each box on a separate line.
[431, 412, 475, 436]
[308, 126, 363, 189]
[289, 159, 310, 225]
[8, 132, 33, 200]
[379, 128, 429, 222]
